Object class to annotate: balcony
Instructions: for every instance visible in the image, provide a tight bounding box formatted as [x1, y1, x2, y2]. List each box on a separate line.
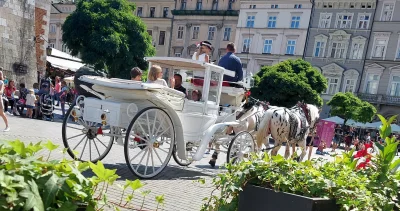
[171, 9, 239, 16]
[357, 93, 400, 106]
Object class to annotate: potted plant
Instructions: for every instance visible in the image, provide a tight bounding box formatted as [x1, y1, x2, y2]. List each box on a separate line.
[201, 115, 400, 211]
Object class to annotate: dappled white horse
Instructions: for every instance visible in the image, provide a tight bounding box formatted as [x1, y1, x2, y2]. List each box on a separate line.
[255, 103, 320, 161]
[208, 99, 269, 167]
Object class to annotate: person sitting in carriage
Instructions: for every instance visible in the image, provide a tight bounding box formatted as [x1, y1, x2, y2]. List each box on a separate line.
[218, 43, 243, 84]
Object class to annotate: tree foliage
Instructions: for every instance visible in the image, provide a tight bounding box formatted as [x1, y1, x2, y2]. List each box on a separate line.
[62, 0, 155, 78]
[251, 59, 327, 107]
[327, 92, 377, 124]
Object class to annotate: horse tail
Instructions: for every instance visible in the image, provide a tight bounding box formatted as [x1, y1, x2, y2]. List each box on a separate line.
[256, 110, 274, 149]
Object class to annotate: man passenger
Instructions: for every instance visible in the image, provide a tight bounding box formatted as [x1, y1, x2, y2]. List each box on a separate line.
[130, 67, 142, 81]
[173, 74, 186, 96]
[218, 42, 243, 82]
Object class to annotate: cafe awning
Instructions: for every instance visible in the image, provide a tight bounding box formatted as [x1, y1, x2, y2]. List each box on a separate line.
[46, 56, 85, 72]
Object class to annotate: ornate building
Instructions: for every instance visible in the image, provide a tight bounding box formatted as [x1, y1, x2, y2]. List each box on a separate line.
[303, 0, 376, 118]
[358, 0, 400, 120]
[170, 0, 240, 62]
[235, 0, 312, 76]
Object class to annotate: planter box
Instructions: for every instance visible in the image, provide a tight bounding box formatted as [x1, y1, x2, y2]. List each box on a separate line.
[238, 184, 339, 211]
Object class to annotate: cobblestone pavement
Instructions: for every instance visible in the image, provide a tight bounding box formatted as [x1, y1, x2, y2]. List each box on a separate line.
[0, 107, 344, 211]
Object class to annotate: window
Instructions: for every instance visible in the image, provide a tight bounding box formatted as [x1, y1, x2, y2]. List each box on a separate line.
[357, 14, 370, 29]
[158, 31, 165, 45]
[381, 3, 394, 21]
[177, 26, 184, 39]
[263, 39, 273, 54]
[294, 4, 302, 8]
[163, 7, 169, 18]
[50, 24, 56, 33]
[290, 16, 300, 28]
[228, 0, 234, 10]
[366, 74, 379, 94]
[192, 26, 200, 39]
[325, 78, 339, 95]
[314, 41, 326, 57]
[318, 13, 331, 28]
[242, 38, 251, 53]
[212, 0, 218, 10]
[373, 39, 388, 58]
[390, 76, 400, 96]
[242, 63, 248, 69]
[268, 16, 277, 28]
[196, 0, 202, 10]
[175, 53, 181, 57]
[336, 14, 353, 28]
[397, 38, 400, 59]
[330, 42, 347, 58]
[150, 7, 155, 18]
[286, 40, 296, 55]
[223, 27, 231, 41]
[62, 44, 69, 53]
[249, 5, 256, 9]
[344, 79, 355, 93]
[350, 43, 364, 59]
[271, 4, 278, 8]
[208, 26, 216, 40]
[180, 0, 187, 10]
[137, 7, 143, 17]
[147, 30, 153, 37]
[246, 16, 255, 28]
[49, 41, 55, 48]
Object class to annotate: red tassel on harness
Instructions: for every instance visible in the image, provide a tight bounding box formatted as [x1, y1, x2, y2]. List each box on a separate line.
[134, 134, 141, 142]
[97, 127, 103, 135]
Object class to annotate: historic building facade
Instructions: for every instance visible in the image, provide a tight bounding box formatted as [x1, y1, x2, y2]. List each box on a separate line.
[1, 0, 51, 86]
[49, 1, 76, 53]
[133, 0, 175, 57]
[235, 0, 312, 76]
[358, 0, 400, 120]
[303, 0, 376, 118]
[170, 0, 240, 62]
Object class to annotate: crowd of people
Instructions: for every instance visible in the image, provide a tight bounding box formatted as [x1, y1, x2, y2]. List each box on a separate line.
[0, 67, 75, 132]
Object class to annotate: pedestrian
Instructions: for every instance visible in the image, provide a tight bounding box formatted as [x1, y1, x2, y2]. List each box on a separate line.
[218, 42, 243, 83]
[345, 127, 354, 152]
[16, 83, 28, 115]
[331, 124, 342, 152]
[59, 80, 69, 119]
[0, 70, 10, 131]
[54, 76, 61, 106]
[130, 67, 143, 81]
[3, 80, 18, 115]
[25, 89, 36, 118]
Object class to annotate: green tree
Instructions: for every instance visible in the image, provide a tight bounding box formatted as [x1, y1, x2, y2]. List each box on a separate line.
[62, 0, 155, 79]
[327, 92, 377, 125]
[251, 59, 327, 107]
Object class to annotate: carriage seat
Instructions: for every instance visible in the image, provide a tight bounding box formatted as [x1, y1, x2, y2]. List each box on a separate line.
[190, 78, 232, 87]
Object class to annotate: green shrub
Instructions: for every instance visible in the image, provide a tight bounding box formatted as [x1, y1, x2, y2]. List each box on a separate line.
[0, 140, 165, 211]
[201, 115, 400, 211]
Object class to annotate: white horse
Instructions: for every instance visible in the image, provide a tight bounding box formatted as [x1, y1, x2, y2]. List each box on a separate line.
[255, 103, 320, 161]
[208, 99, 269, 167]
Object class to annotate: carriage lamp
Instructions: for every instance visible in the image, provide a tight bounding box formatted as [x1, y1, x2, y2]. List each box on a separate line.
[100, 113, 107, 125]
[153, 142, 160, 148]
[71, 109, 78, 122]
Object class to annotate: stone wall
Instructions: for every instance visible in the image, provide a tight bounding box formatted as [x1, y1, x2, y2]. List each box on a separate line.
[0, 0, 37, 87]
[35, 0, 50, 77]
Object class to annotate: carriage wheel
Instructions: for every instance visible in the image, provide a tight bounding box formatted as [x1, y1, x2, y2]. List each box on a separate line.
[227, 131, 255, 164]
[172, 142, 197, 166]
[124, 107, 175, 179]
[62, 99, 114, 163]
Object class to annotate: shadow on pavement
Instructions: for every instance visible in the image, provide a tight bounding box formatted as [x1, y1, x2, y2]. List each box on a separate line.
[82, 163, 215, 181]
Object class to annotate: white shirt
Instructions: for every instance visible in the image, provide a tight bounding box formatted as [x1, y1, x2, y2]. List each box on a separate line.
[26, 93, 36, 106]
[147, 78, 168, 87]
[192, 52, 207, 78]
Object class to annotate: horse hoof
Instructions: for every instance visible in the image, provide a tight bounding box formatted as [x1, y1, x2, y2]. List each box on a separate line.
[209, 160, 216, 168]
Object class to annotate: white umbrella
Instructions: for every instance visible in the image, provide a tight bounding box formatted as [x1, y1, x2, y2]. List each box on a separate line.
[346, 119, 367, 128]
[390, 124, 400, 133]
[323, 116, 344, 124]
[365, 121, 382, 129]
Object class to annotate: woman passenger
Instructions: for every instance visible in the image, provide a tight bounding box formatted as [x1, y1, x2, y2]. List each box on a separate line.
[147, 65, 168, 86]
[191, 90, 201, 101]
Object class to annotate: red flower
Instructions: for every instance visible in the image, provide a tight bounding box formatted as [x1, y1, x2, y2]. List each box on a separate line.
[354, 143, 373, 169]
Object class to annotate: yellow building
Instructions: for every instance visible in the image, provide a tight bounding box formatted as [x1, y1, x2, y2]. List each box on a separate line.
[171, 0, 240, 62]
[133, 0, 175, 57]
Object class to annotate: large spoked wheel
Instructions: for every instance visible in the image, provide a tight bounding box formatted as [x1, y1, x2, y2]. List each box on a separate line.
[172, 142, 197, 166]
[124, 107, 175, 179]
[62, 97, 114, 162]
[227, 131, 255, 164]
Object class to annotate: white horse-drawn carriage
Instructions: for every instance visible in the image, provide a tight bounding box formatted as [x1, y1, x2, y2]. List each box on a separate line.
[62, 57, 260, 178]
